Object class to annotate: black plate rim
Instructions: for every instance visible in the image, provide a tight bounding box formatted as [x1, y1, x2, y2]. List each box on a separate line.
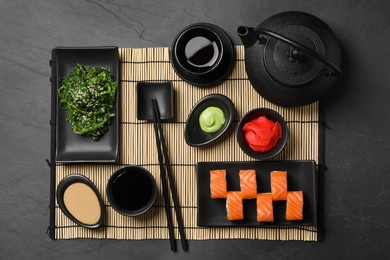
[54, 46, 119, 163]
[196, 160, 317, 227]
[184, 94, 235, 147]
[171, 23, 235, 87]
[57, 174, 104, 229]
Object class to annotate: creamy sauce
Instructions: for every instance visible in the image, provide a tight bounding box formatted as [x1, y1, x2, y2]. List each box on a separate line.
[63, 182, 101, 225]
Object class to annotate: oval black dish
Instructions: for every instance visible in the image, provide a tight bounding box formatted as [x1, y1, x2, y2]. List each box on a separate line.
[185, 94, 235, 147]
[57, 174, 104, 229]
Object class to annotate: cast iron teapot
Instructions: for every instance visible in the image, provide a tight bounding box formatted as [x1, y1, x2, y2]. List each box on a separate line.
[238, 11, 342, 107]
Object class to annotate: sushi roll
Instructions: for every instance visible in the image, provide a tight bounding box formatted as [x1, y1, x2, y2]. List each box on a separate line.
[271, 171, 287, 201]
[210, 169, 227, 199]
[239, 169, 257, 199]
[226, 191, 243, 220]
[286, 191, 304, 221]
[256, 193, 274, 222]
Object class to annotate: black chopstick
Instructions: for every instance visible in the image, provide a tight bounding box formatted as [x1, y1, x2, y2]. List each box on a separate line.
[150, 99, 177, 252]
[152, 99, 188, 252]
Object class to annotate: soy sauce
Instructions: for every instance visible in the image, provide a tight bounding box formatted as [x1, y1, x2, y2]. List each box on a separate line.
[112, 171, 153, 211]
[184, 36, 219, 67]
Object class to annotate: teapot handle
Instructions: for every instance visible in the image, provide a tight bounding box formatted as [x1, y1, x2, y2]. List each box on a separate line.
[256, 28, 342, 76]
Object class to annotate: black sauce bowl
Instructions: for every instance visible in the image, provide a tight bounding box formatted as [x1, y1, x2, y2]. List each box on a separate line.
[237, 108, 288, 160]
[173, 25, 223, 75]
[106, 166, 157, 217]
[171, 23, 234, 86]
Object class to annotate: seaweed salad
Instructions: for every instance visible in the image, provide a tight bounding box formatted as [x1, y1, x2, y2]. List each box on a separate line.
[58, 64, 118, 140]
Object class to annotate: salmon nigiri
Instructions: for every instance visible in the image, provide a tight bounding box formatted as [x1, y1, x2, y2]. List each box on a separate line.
[271, 171, 287, 201]
[239, 169, 257, 199]
[226, 191, 243, 220]
[256, 193, 274, 222]
[286, 191, 304, 221]
[210, 169, 227, 199]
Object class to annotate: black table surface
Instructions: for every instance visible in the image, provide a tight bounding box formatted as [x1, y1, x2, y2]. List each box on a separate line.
[1, 0, 389, 259]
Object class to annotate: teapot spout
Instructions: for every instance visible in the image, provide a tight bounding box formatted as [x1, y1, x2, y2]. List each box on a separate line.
[237, 26, 257, 48]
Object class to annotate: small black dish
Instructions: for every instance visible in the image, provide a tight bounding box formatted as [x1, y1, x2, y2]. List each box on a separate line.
[57, 174, 104, 229]
[107, 166, 157, 217]
[137, 81, 174, 120]
[174, 25, 223, 75]
[171, 23, 235, 87]
[237, 108, 288, 160]
[185, 94, 235, 147]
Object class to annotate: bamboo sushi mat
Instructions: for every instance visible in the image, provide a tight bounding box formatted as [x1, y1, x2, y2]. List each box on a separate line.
[52, 46, 320, 241]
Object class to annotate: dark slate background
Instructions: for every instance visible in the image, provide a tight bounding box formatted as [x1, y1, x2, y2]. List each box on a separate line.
[1, 0, 389, 259]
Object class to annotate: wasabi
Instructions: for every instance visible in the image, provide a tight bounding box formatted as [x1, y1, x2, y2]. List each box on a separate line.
[199, 107, 225, 133]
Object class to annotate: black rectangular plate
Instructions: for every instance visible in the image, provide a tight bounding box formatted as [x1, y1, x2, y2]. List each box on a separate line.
[197, 160, 317, 227]
[53, 47, 119, 163]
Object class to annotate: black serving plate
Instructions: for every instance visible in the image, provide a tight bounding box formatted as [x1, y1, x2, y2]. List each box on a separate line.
[57, 174, 104, 229]
[185, 94, 235, 147]
[137, 81, 174, 121]
[197, 160, 317, 226]
[53, 47, 119, 163]
[171, 23, 235, 87]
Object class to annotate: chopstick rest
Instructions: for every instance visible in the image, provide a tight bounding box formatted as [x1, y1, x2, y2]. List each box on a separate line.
[137, 82, 174, 120]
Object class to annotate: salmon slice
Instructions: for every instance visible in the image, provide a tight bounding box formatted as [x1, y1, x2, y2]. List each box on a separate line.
[226, 191, 243, 220]
[210, 169, 227, 199]
[256, 193, 274, 222]
[271, 171, 287, 201]
[239, 169, 257, 199]
[286, 191, 304, 221]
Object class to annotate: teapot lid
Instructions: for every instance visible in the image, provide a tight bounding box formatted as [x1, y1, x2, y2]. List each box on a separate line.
[263, 24, 326, 87]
